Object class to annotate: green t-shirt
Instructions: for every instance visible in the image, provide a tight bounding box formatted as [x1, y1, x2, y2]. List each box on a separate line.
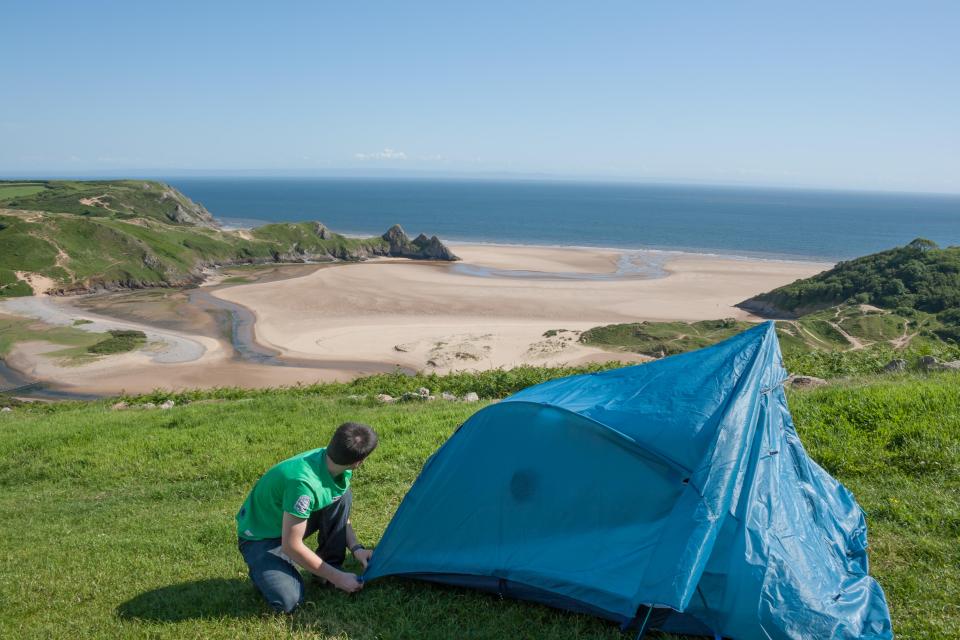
[236, 447, 352, 541]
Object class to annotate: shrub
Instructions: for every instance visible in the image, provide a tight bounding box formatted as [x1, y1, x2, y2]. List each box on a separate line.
[87, 329, 146, 355]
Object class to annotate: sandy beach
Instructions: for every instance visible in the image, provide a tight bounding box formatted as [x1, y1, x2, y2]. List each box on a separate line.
[0, 244, 830, 396]
[214, 243, 830, 373]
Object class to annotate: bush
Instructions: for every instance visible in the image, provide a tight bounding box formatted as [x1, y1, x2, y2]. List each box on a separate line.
[87, 329, 146, 355]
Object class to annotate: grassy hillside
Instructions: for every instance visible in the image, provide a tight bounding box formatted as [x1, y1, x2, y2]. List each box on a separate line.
[580, 318, 754, 357]
[581, 312, 960, 379]
[0, 180, 457, 297]
[740, 239, 960, 331]
[0, 180, 217, 226]
[0, 372, 957, 639]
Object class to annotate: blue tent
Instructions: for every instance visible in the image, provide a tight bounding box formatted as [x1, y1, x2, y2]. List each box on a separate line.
[364, 322, 893, 639]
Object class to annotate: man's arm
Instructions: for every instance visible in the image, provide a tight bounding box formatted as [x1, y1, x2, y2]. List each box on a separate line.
[346, 518, 373, 569]
[280, 513, 362, 593]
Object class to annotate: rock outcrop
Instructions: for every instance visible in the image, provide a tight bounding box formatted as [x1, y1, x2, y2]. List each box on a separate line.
[919, 356, 960, 372]
[883, 359, 907, 373]
[381, 225, 460, 261]
[786, 374, 828, 389]
[159, 186, 220, 228]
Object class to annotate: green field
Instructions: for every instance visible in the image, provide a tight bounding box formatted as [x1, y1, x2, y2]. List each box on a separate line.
[0, 182, 48, 200]
[0, 372, 957, 639]
[580, 318, 753, 357]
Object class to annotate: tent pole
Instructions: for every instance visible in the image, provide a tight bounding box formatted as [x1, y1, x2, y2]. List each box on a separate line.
[633, 607, 653, 640]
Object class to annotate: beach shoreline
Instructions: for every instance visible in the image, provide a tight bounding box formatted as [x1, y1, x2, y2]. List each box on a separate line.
[0, 243, 832, 397]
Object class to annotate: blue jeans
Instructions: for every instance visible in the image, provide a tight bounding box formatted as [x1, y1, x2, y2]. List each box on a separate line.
[238, 489, 352, 613]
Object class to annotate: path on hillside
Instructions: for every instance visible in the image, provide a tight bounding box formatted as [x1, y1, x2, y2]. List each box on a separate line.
[830, 308, 868, 350]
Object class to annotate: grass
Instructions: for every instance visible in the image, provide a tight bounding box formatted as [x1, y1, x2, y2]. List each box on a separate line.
[0, 315, 105, 357]
[579, 307, 960, 380]
[0, 182, 48, 200]
[0, 180, 451, 295]
[580, 318, 751, 357]
[0, 372, 957, 639]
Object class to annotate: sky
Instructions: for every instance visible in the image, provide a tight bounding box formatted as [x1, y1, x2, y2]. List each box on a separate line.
[1, 1, 958, 193]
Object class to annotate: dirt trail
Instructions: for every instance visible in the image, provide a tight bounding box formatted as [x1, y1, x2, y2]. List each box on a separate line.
[890, 320, 916, 349]
[79, 194, 123, 214]
[829, 307, 868, 350]
[789, 320, 833, 348]
[13, 272, 57, 296]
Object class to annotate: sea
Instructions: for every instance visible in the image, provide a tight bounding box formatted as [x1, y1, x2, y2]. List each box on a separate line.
[168, 178, 960, 262]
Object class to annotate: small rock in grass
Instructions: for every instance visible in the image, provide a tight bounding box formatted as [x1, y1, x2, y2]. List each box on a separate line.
[920, 356, 960, 371]
[427, 395, 436, 401]
[882, 359, 907, 373]
[400, 391, 422, 402]
[463, 392, 480, 402]
[0, 407, 11, 413]
[785, 375, 827, 389]
[111, 401, 129, 411]
[159, 400, 175, 410]
[417, 387, 430, 398]
[375, 394, 395, 404]
[441, 391, 457, 401]
[142, 402, 156, 409]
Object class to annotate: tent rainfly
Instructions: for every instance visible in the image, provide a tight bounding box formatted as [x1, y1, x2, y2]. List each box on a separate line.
[364, 322, 893, 639]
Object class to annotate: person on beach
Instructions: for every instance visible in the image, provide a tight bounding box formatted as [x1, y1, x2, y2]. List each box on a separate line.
[236, 422, 378, 613]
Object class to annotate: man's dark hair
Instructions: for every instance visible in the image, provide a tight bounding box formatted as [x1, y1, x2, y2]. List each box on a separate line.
[327, 422, 379, 465]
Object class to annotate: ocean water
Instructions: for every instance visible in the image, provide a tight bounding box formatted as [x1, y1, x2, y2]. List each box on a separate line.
[169, 178, 960, 261]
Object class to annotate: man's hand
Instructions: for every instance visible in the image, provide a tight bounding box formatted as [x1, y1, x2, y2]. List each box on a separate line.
[353, 547, 373, 570]
[329, 569, 364, 593]
[281, 513, 364, 595]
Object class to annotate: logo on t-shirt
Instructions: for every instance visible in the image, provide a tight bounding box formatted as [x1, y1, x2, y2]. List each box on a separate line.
[295, 495, 311, 514]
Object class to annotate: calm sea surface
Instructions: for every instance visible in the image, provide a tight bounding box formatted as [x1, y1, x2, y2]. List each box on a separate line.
[168, 178, 960, 261]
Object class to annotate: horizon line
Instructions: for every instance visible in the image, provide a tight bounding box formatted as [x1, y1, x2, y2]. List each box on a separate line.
[2, 168, 959, 199]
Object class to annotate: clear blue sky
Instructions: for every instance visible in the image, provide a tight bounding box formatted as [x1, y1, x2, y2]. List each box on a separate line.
[2, 1, 958, 192]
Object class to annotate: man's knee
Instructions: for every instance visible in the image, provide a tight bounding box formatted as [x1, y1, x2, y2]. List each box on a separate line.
[270, 583, 304, 614]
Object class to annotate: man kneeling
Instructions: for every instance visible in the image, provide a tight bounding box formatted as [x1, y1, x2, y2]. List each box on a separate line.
[236, 422, 378, 613]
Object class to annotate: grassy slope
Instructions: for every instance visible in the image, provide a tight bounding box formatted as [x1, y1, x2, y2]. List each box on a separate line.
[0, 180, 213, 225]
[0, 186, 427, 296]
[0, 374, 957, 639]
[580, 319, 754, 357]
[741, 239, 960, 320]
[580, 304, 960, 379]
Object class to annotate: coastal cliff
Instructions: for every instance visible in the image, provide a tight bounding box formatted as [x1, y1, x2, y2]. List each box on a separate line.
[0, 180, 459, 297]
